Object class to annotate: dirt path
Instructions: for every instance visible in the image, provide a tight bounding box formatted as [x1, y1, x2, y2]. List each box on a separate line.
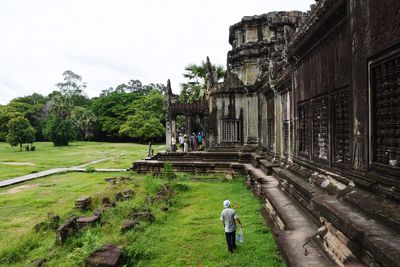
[0, 155, 128, 188]
[0, 162, 35, 166]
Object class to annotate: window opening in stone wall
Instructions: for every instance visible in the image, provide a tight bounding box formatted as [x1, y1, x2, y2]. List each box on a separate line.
[370, 50, 400, 170]
[267, 96, 275, 152]
[221, 119, 241, 142]
[282, 92, 290, 158]
[332, 90, 351, 166]
[298, 102, 310, 156]
[312, 97, 329, 161]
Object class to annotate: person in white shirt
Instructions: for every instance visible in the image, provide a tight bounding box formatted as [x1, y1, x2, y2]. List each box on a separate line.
[220, 200, 242, 253]
[171, 133, 177, 152]
[178, 133, 184, 151]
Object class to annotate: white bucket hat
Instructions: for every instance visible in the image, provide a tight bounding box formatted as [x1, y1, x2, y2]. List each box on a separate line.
[223, 200, 230, 208]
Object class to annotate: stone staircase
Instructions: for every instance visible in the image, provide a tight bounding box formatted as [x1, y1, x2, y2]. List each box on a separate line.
[131, 152, 400, 267]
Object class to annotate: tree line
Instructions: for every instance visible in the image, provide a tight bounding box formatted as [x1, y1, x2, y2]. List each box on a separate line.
[1, 61, 224, 149]
[0, 70, 166, 149]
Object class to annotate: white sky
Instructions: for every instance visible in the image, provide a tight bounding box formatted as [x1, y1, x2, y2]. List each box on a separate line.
[0, 0, 313, 104]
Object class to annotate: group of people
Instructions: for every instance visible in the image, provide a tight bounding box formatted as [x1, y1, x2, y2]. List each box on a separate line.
[171, 132, 204, 152]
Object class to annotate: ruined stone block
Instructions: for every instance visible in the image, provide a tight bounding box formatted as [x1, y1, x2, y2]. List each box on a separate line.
[119, 176, 132, 182]
[104, 177, 117, 184]
[121, 219, 140, 232]
[102, 197, 113, 208]
[77, 215, 100, 229]
[123, 189, 134, 200]
[28, 258, 45, 267]
[34, 212, 61, 232]
[115, 192, 124, 202]
[56, 217, 77, 245]
[75, 196, 92, 210]
[85, 244, 122, 267]
[93, 208, 104, 216]
[48, 212, 61, 229]
[129, 211, 155, 223]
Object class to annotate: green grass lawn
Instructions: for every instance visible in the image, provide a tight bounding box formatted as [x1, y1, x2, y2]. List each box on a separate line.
[0, 173, 283, 267]
[0, 142, 165, 180]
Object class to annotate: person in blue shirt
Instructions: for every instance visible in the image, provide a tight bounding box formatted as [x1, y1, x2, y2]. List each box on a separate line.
[197, 132, 203, 146]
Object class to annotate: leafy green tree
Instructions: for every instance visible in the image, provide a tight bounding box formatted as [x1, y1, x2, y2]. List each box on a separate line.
[0, 106, 23, 141]
[43, 93, 75, 146]
[180, 61, 225, 103]
[43, 115, 75, 146]
[56, 70, 89, 107]
[91, 80, 165, 140]
[43, 70, 87, 146]
[127, 90, 165, 117]
[119, 110, 164, 142]
[71, 106, 97, 140]
[119, 89, 165, 142]
[90, 91, 141, 139]
[6, 116, 36, 151]
[7, 93, 47, 140]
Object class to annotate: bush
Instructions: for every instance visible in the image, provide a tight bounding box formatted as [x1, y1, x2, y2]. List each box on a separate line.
[85, 166, 95, 173]
[67, 229, 102, 266]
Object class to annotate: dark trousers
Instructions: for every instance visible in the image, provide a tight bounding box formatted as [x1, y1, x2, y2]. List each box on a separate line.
[225, 231, 236, 252]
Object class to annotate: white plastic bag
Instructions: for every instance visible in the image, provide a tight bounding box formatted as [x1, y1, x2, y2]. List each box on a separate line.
[237, 228, 244, 243]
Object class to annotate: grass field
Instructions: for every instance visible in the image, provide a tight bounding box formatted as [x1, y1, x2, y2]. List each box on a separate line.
[0, 172, 283, 267]
[0, 142, 164, 180]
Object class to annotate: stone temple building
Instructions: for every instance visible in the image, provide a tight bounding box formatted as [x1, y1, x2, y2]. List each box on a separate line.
[134, 0, 400, 266]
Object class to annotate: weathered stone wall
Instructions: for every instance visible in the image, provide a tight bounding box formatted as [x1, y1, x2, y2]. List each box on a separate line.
[207, 11, 303, 151]
[287, 0, 400, 195]
[349, 0, 400, 192]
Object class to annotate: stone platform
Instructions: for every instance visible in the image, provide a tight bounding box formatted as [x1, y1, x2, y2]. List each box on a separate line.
[131, 151, 400, 267]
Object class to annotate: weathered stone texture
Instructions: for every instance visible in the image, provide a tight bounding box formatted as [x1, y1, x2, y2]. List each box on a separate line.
[85, 244, 122, 267]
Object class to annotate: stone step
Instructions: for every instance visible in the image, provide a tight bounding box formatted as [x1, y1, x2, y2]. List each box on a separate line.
[272, 166, 400, 267]
[244, 165, 334, 267]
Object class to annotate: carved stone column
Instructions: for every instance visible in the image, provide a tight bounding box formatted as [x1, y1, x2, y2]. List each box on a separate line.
[165, 115, 172, 152]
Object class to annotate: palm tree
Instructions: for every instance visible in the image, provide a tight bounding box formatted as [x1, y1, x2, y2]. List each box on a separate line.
[180, 60, 225, 103]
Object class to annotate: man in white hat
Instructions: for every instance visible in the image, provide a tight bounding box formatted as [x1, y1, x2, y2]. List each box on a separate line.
[220, 200, 242, 253]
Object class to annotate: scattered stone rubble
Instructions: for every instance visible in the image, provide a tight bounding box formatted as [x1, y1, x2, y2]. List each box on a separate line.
[77, 215, 101, 229]
[28, 258, 46, 267]
[85, 244, 122, 267]
[56, 217, 78, 245]
[120, 207, 155, 232]
[102, 197, 115, 208]
[104, 176, 132, 185]
[34, 212, 60, 232]
[75, 196, 92, 210]
[146, 185, 174, 204]
[121, 219, 140, 232]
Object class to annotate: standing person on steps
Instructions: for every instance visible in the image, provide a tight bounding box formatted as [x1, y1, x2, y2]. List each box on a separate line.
[171, 133, 177, 152]
[178, 133, 184, 152]
[220, 200, 242, 253]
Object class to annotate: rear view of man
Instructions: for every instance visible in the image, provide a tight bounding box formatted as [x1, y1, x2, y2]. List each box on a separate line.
[220, 200, 242, 253]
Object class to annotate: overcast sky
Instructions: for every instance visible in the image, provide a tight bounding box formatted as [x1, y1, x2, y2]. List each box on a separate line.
[0, 0, 313, 104]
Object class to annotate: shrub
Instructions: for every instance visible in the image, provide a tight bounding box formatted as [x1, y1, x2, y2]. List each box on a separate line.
[85, 166, 95, 173]
[163, 162, 176, 184]
[67, 229, 102, 266]
[143, 175, 159, 196]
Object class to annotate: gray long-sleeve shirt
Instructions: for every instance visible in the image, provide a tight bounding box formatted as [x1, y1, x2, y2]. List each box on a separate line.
[220, 208, 238, 233]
